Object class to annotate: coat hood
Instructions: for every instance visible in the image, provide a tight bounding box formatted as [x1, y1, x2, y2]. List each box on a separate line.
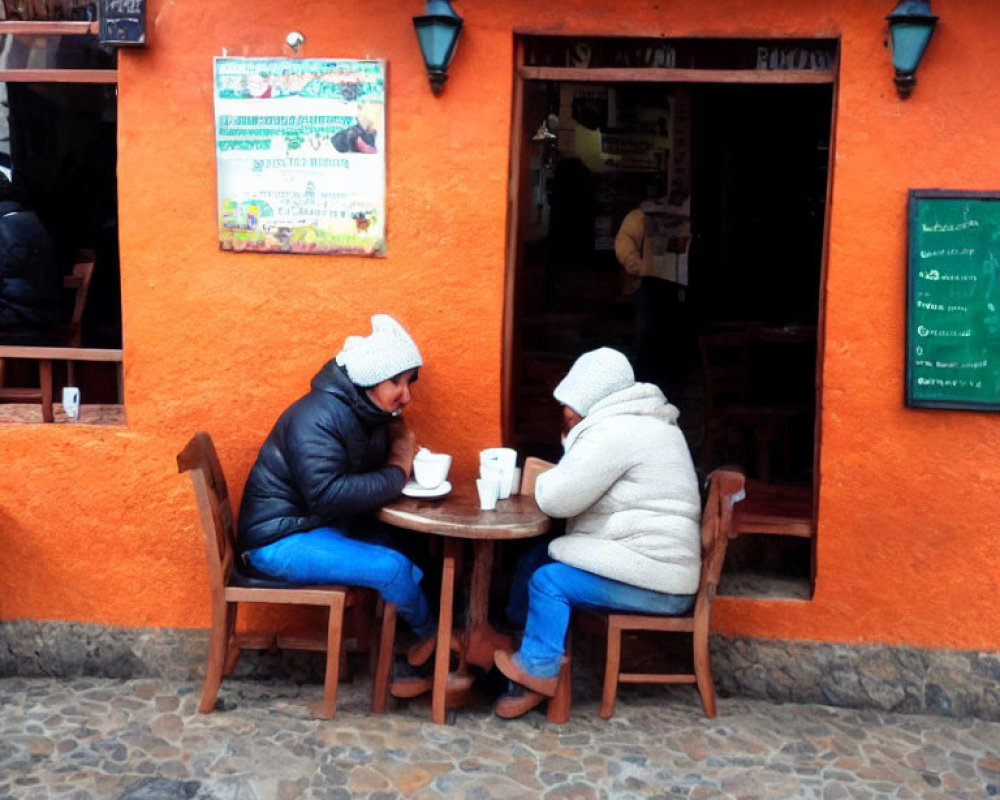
[564, 382, 679, 451]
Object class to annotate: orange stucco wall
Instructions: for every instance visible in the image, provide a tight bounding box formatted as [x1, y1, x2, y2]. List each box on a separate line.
[1, 0, 998, 652]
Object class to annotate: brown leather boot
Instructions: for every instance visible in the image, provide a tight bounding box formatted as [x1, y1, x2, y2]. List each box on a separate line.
[389, 675, 433, 699]
[493, 684, 545, 719]
[493, 650, 562, 697]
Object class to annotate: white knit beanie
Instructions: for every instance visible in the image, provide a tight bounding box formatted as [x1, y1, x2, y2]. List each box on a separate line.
[335, 314, 423, 387]
[553, 347, 634, 416]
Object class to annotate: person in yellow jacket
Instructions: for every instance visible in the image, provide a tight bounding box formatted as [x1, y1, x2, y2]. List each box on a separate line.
[613, 195, 692, 400]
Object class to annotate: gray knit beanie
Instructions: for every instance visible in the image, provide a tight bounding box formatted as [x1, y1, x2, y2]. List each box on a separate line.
[335, 314, 423, 387]
[553, 347, 634, 417]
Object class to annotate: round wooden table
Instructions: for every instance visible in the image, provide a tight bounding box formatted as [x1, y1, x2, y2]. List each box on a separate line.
[378, 489, 550, 723]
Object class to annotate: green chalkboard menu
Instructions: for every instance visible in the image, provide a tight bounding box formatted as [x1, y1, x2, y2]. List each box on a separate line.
[906, 190, 1000, 410]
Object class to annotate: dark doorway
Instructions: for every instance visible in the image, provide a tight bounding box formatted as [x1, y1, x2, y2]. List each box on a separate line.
[509, 73, 832, 597]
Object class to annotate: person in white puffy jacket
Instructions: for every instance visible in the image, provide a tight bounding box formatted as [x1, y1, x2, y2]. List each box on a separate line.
[493, 347, 702, 719]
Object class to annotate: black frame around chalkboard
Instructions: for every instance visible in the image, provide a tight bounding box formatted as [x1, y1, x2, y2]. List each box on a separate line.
[906, 189, 1000, 411]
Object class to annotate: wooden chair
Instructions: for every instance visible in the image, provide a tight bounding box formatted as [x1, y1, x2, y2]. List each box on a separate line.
[55, 250, 96, 385]
[177, 431, 396, 718]
[519, 455, 555, 497]
[0, 249, 96, 419]
[567, 468, 747, 721]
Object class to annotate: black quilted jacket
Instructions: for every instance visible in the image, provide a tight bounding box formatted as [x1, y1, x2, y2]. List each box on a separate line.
[236, 359, 407, 552]
[0, 200, 60, 341]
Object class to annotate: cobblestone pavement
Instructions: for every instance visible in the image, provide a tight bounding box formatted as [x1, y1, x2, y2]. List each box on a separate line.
[2, 674, 999, 800]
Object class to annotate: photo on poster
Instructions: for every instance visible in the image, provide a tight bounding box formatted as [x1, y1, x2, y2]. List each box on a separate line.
[213, 58, 386, 255]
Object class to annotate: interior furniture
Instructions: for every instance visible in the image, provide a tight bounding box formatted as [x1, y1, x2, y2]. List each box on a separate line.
[732, 478, 813, 538]
[177, 431, 396, 719]
[55, 250, 95, 384]
[378, 486, 550, 724]
[567, 468, 746, 720]
[519, 455, 554, 497]
[0, 250, 120, 422]
[699, 326, 813, 483]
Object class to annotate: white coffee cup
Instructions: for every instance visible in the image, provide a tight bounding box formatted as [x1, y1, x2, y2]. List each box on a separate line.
[412, 449, 452, 489]
[480, 447, 517, 499]
[476, 477, 500, 510]
[480, 461, 504, 484]
[62, 386, 80, 421]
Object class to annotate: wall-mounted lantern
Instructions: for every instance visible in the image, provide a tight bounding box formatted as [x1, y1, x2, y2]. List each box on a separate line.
[886, 0, 938, 99]
[412, 0, 463, 96]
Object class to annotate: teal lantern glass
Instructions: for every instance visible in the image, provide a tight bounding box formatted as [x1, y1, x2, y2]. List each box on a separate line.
[886, 0, 938, 98]
[413, 0, 464, 96]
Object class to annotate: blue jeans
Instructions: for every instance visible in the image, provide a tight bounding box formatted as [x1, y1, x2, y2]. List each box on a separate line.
[505, 539, 556, 628]
[245, 525, 434, 639]
[515, 555, 696, 680]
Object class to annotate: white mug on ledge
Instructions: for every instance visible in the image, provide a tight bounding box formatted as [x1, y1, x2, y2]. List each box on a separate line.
[62, 386, 80, 421]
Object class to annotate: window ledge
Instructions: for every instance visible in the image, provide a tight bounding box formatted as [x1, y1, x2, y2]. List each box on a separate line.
[0, 403, 125, 425]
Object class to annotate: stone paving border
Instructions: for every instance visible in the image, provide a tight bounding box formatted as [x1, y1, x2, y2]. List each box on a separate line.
[2, 621, 999, 722]
[0, 620, 1000, 720]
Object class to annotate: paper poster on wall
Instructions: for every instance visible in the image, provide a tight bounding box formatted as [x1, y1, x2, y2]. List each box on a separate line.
[213, 58, 386, 256]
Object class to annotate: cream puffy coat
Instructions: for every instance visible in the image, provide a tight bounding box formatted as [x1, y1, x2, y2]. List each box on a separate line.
[537, 383, 702, 595]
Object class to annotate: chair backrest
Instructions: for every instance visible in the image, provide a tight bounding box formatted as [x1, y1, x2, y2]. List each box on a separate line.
[177, 432, 236, 590]
[520, 456, 556, 497]
[699, 329, 751, 415]
[51, 250, 95, 347]
[65, 251, 95, 342]
[698, 468, 746, 602]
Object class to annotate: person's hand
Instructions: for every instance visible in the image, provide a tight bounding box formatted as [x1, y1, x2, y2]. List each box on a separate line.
[386, 420, 417, 480]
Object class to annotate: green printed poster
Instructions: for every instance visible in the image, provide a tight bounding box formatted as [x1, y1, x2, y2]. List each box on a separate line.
[906, 190, 1000, 410]
[214, 58, 386, 255]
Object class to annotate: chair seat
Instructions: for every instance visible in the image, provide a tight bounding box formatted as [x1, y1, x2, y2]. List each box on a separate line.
[577, 607, 694, 633]
[228, 561, 350, 591]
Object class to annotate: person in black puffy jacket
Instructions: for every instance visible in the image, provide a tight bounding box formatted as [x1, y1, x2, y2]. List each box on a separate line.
[238, 314, 436, 665]
[0, 174, 60, 344]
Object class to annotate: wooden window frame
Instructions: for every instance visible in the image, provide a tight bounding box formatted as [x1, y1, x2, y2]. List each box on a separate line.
[0, 19, 123, 420]
[0, 20, 116, 83]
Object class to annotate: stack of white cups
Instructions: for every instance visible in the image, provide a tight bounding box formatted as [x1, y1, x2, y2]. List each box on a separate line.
[476, 447, 519, 510]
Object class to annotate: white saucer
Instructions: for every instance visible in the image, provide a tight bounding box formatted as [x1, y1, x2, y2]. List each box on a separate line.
[402, 480, 452, 499]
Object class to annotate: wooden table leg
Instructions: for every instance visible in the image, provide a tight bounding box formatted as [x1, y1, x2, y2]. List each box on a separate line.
[464, 540, 513, 669]
[432, 538, 459, 724]
[40, 359, 53, 423]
